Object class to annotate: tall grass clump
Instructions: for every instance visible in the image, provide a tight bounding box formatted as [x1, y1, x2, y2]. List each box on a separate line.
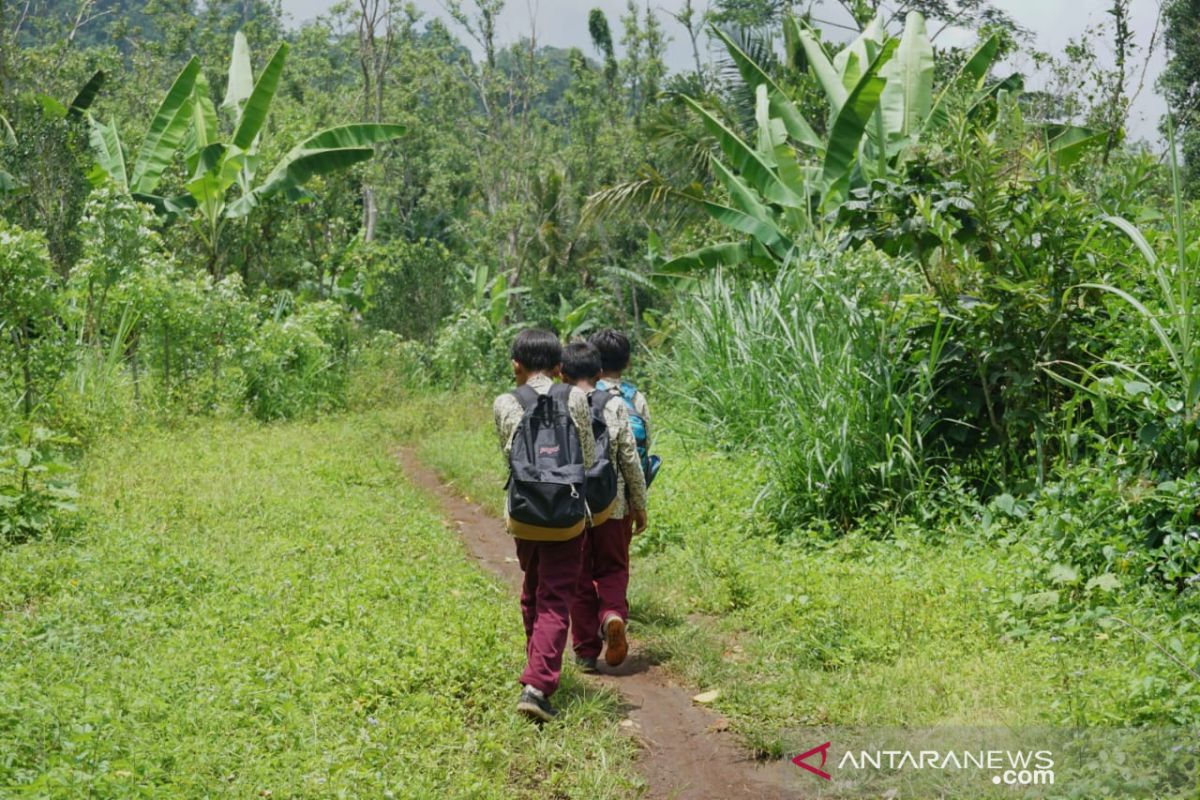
[660, 249, 945, 525]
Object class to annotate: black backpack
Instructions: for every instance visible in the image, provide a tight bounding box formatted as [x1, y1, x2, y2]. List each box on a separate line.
[506, 383, 587, 541]
[585, 390, 619, 526]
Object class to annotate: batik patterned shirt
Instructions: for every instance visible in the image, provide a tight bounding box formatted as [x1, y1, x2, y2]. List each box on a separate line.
[596, 392, 647, 520]
[493, 372, 596, 476]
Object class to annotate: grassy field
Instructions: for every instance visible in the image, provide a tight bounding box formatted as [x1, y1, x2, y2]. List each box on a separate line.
[0, 412, 639, 798]
[2, 393, 1194, 797]
[405, 391, 1200, 757]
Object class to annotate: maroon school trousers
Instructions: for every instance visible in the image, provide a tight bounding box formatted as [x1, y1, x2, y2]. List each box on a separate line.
[515, 534, 584, 696]
[570, 515, 634, 660]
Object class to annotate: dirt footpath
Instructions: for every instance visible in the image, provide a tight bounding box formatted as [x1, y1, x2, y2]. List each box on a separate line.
[397, 447, 798, 800]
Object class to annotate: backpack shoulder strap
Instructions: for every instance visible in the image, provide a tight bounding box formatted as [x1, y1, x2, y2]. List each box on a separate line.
[548, 382, 573, 403]
[512, 384, 539, 412]
[619, 381, 637, 403]
[590, 388, 612, 414]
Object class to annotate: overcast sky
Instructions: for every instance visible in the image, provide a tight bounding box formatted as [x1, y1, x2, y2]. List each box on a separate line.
[278, 0, 1169, 143]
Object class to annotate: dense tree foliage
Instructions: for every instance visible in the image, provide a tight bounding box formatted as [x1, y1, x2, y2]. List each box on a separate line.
[1162, 0, 1200, 192]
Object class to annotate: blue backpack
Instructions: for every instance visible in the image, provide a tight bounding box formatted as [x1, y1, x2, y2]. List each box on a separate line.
[597, 379, 659, 486]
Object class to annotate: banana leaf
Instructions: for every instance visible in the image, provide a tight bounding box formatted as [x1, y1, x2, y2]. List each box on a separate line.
[131, 57, 201, 194]
[926, 34, 1000, 130]
[879, 12, 934, 145]
[660, 241, 750, 273]
[68, 70, 105, 118]
[712, 27, 821, 150]
[821, 40, 895, 194]
[88, 116, 128, 191]
[684, 98, 803, 209]
[185, 71, 219, 176]
[233, 42, 288, 150]
[792, 17, 847, 112]
[223, 31, 255, 111]
[251, 123, 405, 200]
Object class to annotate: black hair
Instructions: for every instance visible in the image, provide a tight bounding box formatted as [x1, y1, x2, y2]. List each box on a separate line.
[510, 327, 562, 371]
[561, 341, 602, 380]
[588, 328, 631, 372]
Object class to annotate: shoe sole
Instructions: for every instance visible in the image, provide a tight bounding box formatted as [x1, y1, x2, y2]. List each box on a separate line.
[604, 617, 628, 667]
[517, 700, 555, 723]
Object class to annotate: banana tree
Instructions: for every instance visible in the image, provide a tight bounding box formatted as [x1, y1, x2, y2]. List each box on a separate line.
[89, 32, 405, 277]
[616, 10, 1105, 274]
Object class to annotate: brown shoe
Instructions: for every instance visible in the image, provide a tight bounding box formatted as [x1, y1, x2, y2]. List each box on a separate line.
[603, 615, 628, 667]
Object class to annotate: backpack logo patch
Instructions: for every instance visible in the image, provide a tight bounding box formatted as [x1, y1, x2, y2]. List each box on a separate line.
[538, 445, 561, 456]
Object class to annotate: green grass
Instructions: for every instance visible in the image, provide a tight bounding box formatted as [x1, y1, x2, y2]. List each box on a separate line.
[408, 390, 1200, 757]
[0, 410, 640, 798]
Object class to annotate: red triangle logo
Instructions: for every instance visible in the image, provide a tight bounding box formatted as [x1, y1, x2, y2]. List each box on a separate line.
[792, 741, 832, 781]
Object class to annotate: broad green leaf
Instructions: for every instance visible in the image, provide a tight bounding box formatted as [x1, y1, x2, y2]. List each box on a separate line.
[186, 70, 219, 174]
[835, 15, 885, 92]
[186, 149, 243, 223]
[131, 57, 201, 194]
[702, 200, 788, 252]
[792, 18, 847, 112]
[131, 192, 196, 216]
[88, 116, 128, 191]
[68, 70, 105, 117]
[684, 98, 803, 208]
[880, 12, 934, 144]
[1048, 124, 1107, 169]
[710, 158, 772, 223]
[712, 26, 821, 149]
[223, 31, 254, 111]
[233, 42, 288, 150]
[755, 84, 782, 164]
[282, 123, 407, 151]
[194, 70, 218, 147]
[37, 94, 68, 118]
[660, 241, 749, 273]
[963, 35, 1001, 84]
[927, 34, 1000, 130]
[253, 123, 405, 201]
[965, 73, 1024, 120]
[821, 40, 895, 192]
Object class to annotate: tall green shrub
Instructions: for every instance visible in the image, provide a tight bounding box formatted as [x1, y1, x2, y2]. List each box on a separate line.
[0, 223, 65, 418]
[660, 248, 942, 524]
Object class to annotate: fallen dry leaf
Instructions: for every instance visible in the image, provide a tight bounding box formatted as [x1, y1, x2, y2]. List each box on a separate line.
[692, 689, 720, 704]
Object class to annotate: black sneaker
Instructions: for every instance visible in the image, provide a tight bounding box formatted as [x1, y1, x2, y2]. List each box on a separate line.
[575, 655, 599, 673]
[516, 686, 557, 722]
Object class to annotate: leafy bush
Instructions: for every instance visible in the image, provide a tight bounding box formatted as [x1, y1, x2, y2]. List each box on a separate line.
[359, 238, 458, 341]
[0, 424, 77, 543]
[347, 330, 430, 410]
[242, 300, 352, 420]
[430, 309, 509, 389]
[659, 249, 942, 524]
[0, 221, 67, 418]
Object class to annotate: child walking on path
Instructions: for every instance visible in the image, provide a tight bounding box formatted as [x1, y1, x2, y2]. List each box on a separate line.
[567, 333, 649, 670]
[492, 329, 596, 722]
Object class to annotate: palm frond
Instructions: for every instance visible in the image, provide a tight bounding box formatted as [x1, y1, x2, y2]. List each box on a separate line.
[581, 168, 704, 229]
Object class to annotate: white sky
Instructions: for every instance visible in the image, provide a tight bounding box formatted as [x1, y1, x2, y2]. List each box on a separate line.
[279, 0, 1169, 143]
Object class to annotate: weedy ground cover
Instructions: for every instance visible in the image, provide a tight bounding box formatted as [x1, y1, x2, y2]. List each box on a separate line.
[0, 411, 639, 798]
[407, 391, 1200, 757]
